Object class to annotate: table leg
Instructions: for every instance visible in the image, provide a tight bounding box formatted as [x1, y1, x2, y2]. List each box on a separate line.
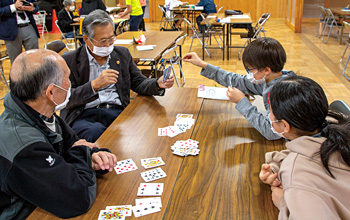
[226, 24, 230, 60]
[223, 25, 225, 60]
[202, 24, 205, 60]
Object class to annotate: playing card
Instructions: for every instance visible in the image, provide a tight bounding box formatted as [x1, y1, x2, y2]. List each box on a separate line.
[171, 139, 200, 157]
[132, 204, 161, 217]
[140, 168, 167, 182]
[162, 66, 171, 82]
[167, 126, 185, 137]
[158, 127, 168, 136]
[135, 197, 162, 207]
[141, 157, 165, 169]
[105, 205, 132, 217]
[98, 210, 125, 220]
[114, 159, 138, 174]
[137, 183, 164, 196]
[176, 114, 193, 119]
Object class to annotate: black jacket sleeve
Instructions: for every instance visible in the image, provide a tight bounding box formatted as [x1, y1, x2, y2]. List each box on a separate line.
[3, 143, 97, 219]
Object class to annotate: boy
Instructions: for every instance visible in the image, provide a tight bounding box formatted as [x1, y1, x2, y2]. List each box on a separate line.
[182, 37, 296, 140]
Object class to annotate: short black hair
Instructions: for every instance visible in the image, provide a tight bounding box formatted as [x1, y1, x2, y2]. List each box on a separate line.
[242, 37, 286, 73]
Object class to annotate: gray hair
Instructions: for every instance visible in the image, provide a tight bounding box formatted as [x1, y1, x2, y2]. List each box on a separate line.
[82, 9, 114, 39]
[10, 57, 63, 102]
[63, 0, 74, 7]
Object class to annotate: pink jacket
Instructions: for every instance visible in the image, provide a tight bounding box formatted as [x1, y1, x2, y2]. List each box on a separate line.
[266, 136, 350, 220]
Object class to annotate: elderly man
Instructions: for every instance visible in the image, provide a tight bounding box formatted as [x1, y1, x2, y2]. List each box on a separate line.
[61, 9, 174, 142]
[0, 49, 117, 219]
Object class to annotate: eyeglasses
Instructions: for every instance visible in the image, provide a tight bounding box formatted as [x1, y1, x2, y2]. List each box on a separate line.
[246, 67, 259, 74]
[90, 35, 116, 47]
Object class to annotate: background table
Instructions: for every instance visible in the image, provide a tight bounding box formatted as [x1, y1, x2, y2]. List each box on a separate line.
[28, 88, 284, 219]
[329, 8, 350, 45]
[116, 31, 184, 78]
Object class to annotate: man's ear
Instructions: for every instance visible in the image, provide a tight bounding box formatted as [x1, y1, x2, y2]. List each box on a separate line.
[45, 84, 55, 102]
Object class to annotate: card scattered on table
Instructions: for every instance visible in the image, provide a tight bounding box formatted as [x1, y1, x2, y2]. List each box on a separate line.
[158, 114, 195, 137]
[137, 183, 164, 196]
[140, 167, 167, 182]
[171, 139, 200, 156]
[141, 157, 165, 169]
[98, 210, 125, 220]
[135, 197, 162, 207]
[105, 205, 132, 217]
[132, 204, 161, 218]
[114, 158, 138, 174]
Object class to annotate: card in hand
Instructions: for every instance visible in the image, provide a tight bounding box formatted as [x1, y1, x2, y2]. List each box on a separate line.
[140, 167, 167, 182]
[105, 205, 132, 217]
[162, 66, 171, 82]
[141, 157, 165, 169]
[114, 158, 138, 174]
[98, 210, 125, 220]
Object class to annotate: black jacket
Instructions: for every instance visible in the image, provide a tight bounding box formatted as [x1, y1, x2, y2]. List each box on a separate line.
[60, 45, 164, 126]
[57, 8, 78, 33]
[0, 93, 109, 219]
[81, 0, 106, 15]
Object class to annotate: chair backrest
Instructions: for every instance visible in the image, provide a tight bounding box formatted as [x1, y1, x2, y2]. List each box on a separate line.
[329, 100, 350, 116]
[318, 6, 327, 19]
[161, 44, 178, 60]
[217, 6, 224, 13]
[325, 8, 337, 23]
[176, 33, 187, 46]
[33, 10, 46, 25]
[45, 40, 66, 53]
[158, 4, 166, 17]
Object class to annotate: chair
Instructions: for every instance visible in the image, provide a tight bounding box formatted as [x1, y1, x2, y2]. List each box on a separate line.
[200, 13, 224, 49]
[115, 19, 129, 35]
[158, 44, 185, 87]
[217, 6, 224, 13]
[0, 49, 9, 100]
[33, 10, 48, 36]
[238, 13, 270, 59]
[316, 6, 327, 37]
[340, 21, 350, 81]
[175, 33, 187, 78]
[55, 20, 76, 51]
[158, 4, 174, 30]
[44, 40, 66, 53]
[183, 18, 211, 57]
[329, 100, 350, 116]
[322, 8, 342, 43]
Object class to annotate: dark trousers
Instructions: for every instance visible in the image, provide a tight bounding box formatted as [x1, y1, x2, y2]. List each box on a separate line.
[138, 6, 146, 31]
[71, 108, 123, 142]
[129, 14, 143, 31]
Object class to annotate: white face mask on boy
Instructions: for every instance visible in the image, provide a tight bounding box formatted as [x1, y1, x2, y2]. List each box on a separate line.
[246, 69, 266, 85]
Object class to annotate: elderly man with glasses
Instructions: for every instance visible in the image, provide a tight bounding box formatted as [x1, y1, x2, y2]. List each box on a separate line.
[61, 9, 174, 143]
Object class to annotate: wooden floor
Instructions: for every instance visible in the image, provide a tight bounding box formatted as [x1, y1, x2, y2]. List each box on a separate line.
[1, 19, 350, 114]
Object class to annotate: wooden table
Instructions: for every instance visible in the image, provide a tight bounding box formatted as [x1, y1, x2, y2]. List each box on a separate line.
[116, 31, 184, 78]
[171, 5, 204, 30]
[329, 8, 350, 45]
[201, 13, 253, 60]
[27, 88, 284, 219]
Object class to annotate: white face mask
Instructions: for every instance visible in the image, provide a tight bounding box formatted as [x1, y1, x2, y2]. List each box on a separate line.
[246, 69, 266, 85]
[47, 84, 71, 112]
[69, 6, 75, 11]
[89, 40, 114, 57]
[268, 115, 285, 138]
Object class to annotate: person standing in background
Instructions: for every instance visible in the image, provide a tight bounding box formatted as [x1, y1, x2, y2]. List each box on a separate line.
[138, 0, 146, 31]
[0, 0, 39, 64]
[114, 0, 143, 31]
[81, 0, 106, 15]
